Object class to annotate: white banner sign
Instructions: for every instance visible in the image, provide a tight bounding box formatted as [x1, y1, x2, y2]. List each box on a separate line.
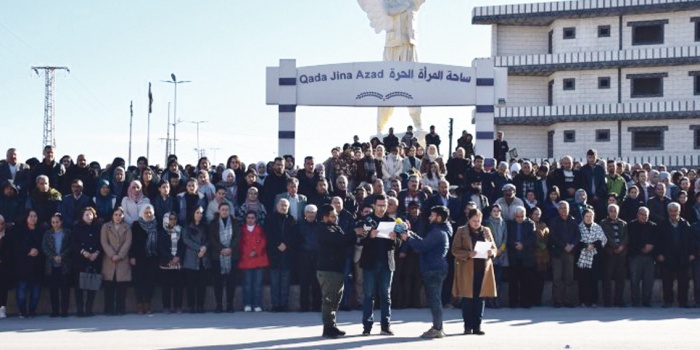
[268, 62, 477, 107]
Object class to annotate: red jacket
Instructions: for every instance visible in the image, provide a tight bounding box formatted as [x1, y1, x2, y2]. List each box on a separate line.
[238, 224, 269, 270]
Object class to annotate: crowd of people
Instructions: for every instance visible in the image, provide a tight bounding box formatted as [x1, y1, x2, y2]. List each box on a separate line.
[0, 124, 699, 339]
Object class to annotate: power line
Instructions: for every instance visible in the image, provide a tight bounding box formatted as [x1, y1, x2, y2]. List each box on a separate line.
[31, 66, 70, 150]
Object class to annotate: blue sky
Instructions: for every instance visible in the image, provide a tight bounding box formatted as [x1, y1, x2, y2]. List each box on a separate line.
[0, 0, 534, 167]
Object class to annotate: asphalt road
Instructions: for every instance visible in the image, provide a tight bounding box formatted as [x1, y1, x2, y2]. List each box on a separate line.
[1, 307, 699, 349]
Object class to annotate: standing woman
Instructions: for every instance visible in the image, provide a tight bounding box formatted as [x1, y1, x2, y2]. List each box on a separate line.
[485, 205, 507, 309]
[158, 212, 184, 313]
[130, 204, 160, 314]
[93, 179, 116, 225]
[101, 207, 132, 315]
[208, 202, 240, 313]
[73, 207, 102, 317]
[177, 178, 206, 226]
[0, 215, 14, 319]
[182, 206, 210, 313]
[452, 208, 497, 335]
[121, 180, 151, 226]
[42, 213, 72, 317]
[576, 209, 607, 307]
[14, 210, 44, 318]
[238, 211, 269, 312]
[530, 207, 550, 306]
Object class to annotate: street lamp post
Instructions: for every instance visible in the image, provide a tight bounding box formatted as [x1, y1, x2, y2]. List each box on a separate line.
[190, 120, 208, 159]
[161, 73, 191, 155]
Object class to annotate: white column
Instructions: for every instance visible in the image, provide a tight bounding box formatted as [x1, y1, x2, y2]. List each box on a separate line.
[278, 59, 297, 157]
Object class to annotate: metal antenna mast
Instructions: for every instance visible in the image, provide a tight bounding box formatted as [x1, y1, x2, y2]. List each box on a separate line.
[32, 66, 69, 149]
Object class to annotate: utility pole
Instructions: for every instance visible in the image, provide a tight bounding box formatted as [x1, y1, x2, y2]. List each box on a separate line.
[31, 66, 69, 149]
[448, 118, 454, 158]
[161, 73, 191, 155]
[165, 102, 171, 164]
[128, 101, 134, 165]
[190, 120, 208, 159]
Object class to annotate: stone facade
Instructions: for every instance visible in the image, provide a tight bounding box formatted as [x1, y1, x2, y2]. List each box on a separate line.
[473, 0, 700, 162]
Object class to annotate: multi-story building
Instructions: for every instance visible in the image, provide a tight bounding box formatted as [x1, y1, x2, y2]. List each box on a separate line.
[472, 0, 700, 165]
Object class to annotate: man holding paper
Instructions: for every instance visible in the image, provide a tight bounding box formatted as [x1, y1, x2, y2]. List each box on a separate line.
[355, 195, 401, 336]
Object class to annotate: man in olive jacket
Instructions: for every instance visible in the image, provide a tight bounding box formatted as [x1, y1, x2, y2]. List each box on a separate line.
[208, 202, 240, 313]
[599, 203, 628, 307]
[317, 204, 356, 338]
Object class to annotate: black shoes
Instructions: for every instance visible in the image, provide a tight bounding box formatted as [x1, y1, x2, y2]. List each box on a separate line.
[322, 326, 346, 338]
[380, 326, 394, 336]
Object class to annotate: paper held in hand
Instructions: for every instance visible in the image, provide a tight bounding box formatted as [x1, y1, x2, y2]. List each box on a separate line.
[375, 222, 395, 239]
[473, 241, 492, 259]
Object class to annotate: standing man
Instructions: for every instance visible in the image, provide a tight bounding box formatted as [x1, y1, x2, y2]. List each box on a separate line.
[297, 156, 321, 199]
[263, 157, 290, 212]
[400, 205, 451, 339]
[493, 131, 509, 163]
[506, 206, 536, 308]
[317, 204, 356, 338]
[579, 149, 607, 219]
[600, 204, 628, 307]
[383, 128, 399, 153]
[265, 199, 297, 312]
[548, 201, 579, 308]
[355, 195, 401, 336]
[32, 145, 65, 192]
[656, 203, 695, 308]
[0, 148, 30, 191]
[425, 125, 441, 155]
[298, 205, 321, 312]
[627, 207, 657, 307]
[606, 160, 627, 201]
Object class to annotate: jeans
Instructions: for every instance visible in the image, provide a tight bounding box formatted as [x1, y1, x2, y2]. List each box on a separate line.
[340, 255, 355, 309]
[462, 270, 485, 331]
[16, 280, 41, 316]
[423, 271, 447, 330]
[269, 268, 291, 309]
[317, 271, 344, 327]
[362, 263, 393, 330]
[629, 255, 655, 306]
[242, 268, 264, 308]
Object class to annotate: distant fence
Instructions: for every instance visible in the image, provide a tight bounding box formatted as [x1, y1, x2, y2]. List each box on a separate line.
[527, 154, 700, 169]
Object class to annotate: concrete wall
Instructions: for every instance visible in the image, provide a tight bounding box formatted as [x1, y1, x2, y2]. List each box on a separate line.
[621, 10, 700, 50]
[507, 75, 550, 106]
[551, 16, 620, 53]
[495, 124, 548, 158]
[495, 25, 550, 56]
[550, 69, 620, 105]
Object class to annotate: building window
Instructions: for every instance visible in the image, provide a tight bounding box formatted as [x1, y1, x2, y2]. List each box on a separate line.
[692, 17, 700, 42]
[628, 20, 667, 45]
[598, 77, 611, 89]
[627, 73, 667, 98]
[628, 126, 667, 151]
[691, 71, 700, 95]
[596, 129, 610, 142]
[563, 78, 575, 91]
[691, 126, 700, 149]
[563, 27, 576, 39]
[563, 130, 576, 143]
[598, 25, 611, 37]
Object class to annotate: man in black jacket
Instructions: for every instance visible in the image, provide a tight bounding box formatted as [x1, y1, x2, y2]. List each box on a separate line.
[355, 195, 401, 336]
[298, 204, 321, 312]
[627, 207, 657, 307]
[656, 203, 695, 308]
[317, 204, 356, 338]
[264, 199, 297, 312]
[424, 125, 441, 155]
[548, 201, 579, 307]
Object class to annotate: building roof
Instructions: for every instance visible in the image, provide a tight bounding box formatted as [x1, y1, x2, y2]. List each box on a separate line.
[473, 0, 700, 26]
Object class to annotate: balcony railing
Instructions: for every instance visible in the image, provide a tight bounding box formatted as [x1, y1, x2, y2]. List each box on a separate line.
[491, 45, 700, 73]
[473, 0, 700, 24]
[495, 99, 700, 122]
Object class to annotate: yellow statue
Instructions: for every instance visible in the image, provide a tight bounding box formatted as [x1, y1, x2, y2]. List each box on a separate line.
[358, 0, 425, 134]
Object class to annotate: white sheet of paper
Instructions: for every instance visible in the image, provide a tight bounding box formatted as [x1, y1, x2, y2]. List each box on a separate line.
[375, 222, 395, 239]
[473, 241, 491, 259]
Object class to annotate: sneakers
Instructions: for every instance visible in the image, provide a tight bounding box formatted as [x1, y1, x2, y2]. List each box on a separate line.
[253, 306, 263, 312]
[420, 328, 445, 339]
[0, 306, 6, 319]
[322, 326, 347, 338]
[244, 305, 252, 312]
[361, 328, 371, 336]
[380, 327, 394, 336]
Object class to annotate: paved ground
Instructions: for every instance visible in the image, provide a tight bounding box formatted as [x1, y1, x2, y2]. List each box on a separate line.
[1, 307, 699, 349]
